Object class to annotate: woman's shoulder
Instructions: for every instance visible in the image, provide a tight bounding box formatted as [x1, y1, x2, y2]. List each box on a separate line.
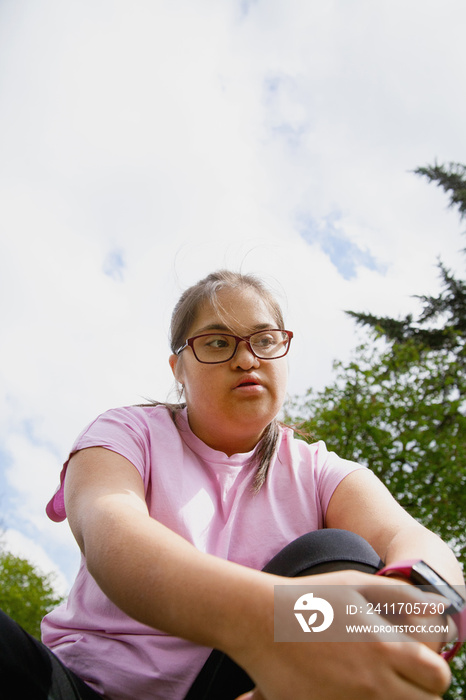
[91, 402, 183, 427]
[279, 424, 323, 455]
[280, 426, 362, 469]
[70, 403, 185, 450]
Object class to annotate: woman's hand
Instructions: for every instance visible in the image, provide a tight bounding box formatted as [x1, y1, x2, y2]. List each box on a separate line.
[229, 571, 451, 700]
[234, 641, 450, 700]
[235, 643, 450, 700]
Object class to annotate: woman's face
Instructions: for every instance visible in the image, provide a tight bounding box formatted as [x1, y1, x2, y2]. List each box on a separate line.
[169, 286, 289, 455]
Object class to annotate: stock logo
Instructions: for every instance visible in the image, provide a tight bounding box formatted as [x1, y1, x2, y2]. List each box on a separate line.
[294, 592, 334, 633]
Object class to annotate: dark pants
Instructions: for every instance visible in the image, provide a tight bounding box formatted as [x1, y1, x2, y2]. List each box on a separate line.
[0, 529, 382, 700]
[184, 529, 383, 700]
[0, 607, 100, 699]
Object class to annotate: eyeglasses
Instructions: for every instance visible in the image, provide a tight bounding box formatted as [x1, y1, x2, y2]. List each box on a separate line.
[175, 329, 293, 364]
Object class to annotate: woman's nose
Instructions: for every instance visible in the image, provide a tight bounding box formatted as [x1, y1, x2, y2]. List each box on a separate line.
[230, 340, 260, 369]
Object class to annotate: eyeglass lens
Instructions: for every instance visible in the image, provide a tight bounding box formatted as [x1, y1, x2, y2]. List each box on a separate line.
[192, 330, 290, 363]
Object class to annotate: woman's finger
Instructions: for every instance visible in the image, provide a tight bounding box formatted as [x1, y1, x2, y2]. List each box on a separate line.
[234, 690, 265, 700]
[388, 641, 451, 696]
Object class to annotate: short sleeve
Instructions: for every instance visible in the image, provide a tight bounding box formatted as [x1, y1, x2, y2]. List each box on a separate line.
[46, 407, 153, 522]
[312, 440, 366, 516]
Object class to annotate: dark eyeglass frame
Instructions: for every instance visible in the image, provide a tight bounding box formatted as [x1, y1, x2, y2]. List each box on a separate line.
[175, 329, 294, 364]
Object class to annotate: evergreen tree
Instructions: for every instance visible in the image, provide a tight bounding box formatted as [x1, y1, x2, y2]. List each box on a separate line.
[416, 162, 466, 219]
[347, 162, 466, 353]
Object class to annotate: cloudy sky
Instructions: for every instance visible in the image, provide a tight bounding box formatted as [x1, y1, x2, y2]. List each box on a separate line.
[1, 0, 465, 592]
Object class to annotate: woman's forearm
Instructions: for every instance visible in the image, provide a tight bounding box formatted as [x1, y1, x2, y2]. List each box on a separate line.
[80, 496, 276, 658]
[327, 469, 464, 587]
[383, 523, 464, 587]
[65, 447, 276, 660]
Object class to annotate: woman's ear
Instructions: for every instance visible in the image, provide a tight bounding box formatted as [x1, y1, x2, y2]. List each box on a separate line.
[169, 354, 183, 384]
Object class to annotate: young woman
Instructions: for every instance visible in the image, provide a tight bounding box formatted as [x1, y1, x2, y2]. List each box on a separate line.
[1, 270, 463, 700]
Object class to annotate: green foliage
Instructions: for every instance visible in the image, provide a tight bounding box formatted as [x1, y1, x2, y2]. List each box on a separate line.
[287, 341, 466, 562]
[0, 546, 64, 640]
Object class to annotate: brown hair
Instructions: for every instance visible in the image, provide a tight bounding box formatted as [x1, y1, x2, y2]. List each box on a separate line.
[166, 269, 286, 491]
[170, 269, 285, 354]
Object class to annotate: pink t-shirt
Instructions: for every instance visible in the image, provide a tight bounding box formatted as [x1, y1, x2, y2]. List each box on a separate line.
[42, 405, 364, 700]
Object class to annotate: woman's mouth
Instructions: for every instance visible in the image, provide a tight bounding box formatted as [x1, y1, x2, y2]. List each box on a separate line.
[233, 376, 264, 393]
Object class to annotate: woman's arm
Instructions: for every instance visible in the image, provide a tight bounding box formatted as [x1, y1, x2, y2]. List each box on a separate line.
[326, 469, 464, 585]
[64, 446, 272, 652]
[65, 447, 451, 700]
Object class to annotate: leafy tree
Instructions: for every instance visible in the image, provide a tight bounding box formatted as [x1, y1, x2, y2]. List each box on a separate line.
[0, 545, 64, 640]
[287, 341, 465, 562]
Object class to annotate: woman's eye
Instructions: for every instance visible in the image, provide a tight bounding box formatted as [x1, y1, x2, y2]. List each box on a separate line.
[255, 335, 275, 347]
[205, 336, 230, 349]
